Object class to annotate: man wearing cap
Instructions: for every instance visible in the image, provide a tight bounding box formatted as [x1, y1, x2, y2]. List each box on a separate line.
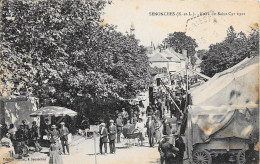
[108, 120, 117, 154]
[59, 122, 70, 155]
[99, 123, 108, 155]
[116, 114, 123, 143]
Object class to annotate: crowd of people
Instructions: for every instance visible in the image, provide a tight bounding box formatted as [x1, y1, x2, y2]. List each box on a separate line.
[0, 119, 71, 164]
[95, 91, 187, 164]
[0, 83, 187, 164]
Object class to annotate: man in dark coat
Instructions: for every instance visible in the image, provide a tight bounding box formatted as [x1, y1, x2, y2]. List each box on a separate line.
[59, 122, 70, 155]
[116, 114, 123, 143]
[108, 120, 117, 154]
[99, 123, 108, 154]
[158, 135, 179, 164]
[175, 135, 185, 164]
[30, 121, 42, 152]
[146, 116, 155, 147]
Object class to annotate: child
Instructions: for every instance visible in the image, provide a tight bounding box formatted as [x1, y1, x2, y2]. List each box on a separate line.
[49, 136, 63, 164]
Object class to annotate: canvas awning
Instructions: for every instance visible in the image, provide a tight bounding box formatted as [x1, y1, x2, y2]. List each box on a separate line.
[191, 56, 259, 106]
[30, 106, 77, 117]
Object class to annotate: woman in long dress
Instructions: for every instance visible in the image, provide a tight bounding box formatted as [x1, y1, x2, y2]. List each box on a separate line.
[154, 118, 162, 144]
[49, 136, 63, 164]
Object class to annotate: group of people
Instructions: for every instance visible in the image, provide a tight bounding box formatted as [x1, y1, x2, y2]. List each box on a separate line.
[0, 119, 71, 164]
[0, 119, 43, 156]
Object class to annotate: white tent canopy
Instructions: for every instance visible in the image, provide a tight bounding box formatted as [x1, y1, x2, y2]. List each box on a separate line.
[30, 106, 77, 117]
[191, 57, 259, 106]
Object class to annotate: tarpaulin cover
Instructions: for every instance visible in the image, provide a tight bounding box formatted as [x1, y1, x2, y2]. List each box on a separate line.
[30, 106, 77, 117]
[191, 56, 259, 106]
[187, 104, 259, 145]
[187, 56, 259, 147]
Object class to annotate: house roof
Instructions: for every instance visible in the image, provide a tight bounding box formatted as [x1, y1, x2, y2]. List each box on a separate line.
[149, 53, 169, 62]
[148, 48, 184, 62]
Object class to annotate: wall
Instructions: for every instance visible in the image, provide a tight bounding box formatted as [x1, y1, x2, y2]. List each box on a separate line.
[0, 96, 39, 129]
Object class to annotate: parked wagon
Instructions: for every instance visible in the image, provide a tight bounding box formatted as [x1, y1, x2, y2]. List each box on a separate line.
[186, 105, 259, 164]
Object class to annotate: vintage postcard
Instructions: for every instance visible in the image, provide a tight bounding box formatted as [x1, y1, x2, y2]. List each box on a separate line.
[0, 0, 259, 164]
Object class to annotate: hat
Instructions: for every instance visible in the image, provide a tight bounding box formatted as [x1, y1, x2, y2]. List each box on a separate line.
[51, 125, 57, 129]
[100, 123, 105, 126]
[60, 122, 65, 125]
[110, 120, 114, 123]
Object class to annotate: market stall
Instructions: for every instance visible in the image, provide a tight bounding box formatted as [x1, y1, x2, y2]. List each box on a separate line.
[30, 106, 77, 143]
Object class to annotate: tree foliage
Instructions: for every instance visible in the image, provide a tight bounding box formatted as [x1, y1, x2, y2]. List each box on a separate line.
[200, 26, 259, 77]
[0, 0, 152, 122]
[163, 32, 198, 65]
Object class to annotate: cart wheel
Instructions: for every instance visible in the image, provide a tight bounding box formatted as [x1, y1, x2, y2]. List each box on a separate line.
[236, 150, 246, 164]
[193, 149, 212, 164]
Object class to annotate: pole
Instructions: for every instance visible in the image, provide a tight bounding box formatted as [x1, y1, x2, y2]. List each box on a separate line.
[94, 132, 97, 164]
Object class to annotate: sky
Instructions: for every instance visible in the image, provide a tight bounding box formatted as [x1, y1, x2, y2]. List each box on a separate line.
[102, 0, 259, 50]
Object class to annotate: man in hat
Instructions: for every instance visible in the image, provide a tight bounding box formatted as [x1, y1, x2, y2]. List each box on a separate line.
[49, 125, 60, 140]
[99, 123, 108, 155]
[108, 120, 117, 154]
[59, 122, 70, 155]
[146, 116, 155, 147]
[175, 135, 185, 164]
[30, 121, 42, 152]
[116, 114, 123, 143]
[121, 108, 129, 125]
[158, 135, 179, 164]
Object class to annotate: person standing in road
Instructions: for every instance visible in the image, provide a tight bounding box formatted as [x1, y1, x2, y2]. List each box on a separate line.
[108, 120, 117, 154]
[30, 121, 42, 152]
[121, 108, 129, 125]
[59, 122, 70, 155]
[116, 114, 123, 143]
[49, 136, 63, 164]
[49, 125, 60, 140]
[154, 118, 162, 144]
[135, 118, 145, 146]
[99, 123, 108, 155]
[146, 116, 155, 147]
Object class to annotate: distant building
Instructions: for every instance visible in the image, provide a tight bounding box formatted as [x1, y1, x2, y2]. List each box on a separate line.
[148, 48, 186, 73]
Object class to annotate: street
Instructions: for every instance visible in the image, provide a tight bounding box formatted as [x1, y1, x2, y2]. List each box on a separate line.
[14, 135, 192, 164]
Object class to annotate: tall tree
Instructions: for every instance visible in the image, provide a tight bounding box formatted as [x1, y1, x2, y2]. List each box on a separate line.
[0, 0, 152, 122]
[200, 26, 259, 77]
[163, 32, 198, 65]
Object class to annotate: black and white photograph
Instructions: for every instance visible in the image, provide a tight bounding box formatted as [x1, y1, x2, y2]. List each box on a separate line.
[0, 0, 259, 163]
